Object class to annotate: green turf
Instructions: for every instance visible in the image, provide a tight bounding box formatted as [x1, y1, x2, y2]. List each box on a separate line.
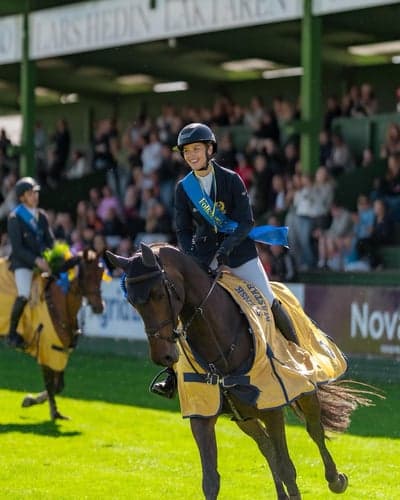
[0, 345, 398, 499]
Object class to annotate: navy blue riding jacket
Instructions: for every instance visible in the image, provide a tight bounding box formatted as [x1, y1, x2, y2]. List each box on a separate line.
[8, 208, 54, 270]
[175, 161, 258, 268]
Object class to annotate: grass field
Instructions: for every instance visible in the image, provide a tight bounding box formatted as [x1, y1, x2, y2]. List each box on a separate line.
[0, 345, 399, 499]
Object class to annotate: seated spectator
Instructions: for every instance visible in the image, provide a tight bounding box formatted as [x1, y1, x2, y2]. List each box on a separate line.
[380, 123, 400, 159]
[283, 142, 299, 176]
[315, 203, 354, 270]
[344, 194, 375, 271]
[249, 153, 273, 220]
[326, 133, 354, 177]
[360, 148, 375, 168]
[66, 150, 90, 179]
[53, 212, 74, 244]
[253, 110, 280, 144]
[372, 154, 400, 220]
[355, 199, 394, 269]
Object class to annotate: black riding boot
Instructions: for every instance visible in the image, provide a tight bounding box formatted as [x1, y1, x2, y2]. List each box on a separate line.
[150, 368, 177, 399]
[271, 298, 299, 345]
[6, 296, 28, 349]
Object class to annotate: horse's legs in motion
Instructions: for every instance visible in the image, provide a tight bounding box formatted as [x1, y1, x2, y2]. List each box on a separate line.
[21, 390, 48, 408]
[190, 416, 220, 500]
[236, 419, 289, 500]
[296, 393, 348, 494]
[261, 409, 301, 500]
[41, 366, 68, 420]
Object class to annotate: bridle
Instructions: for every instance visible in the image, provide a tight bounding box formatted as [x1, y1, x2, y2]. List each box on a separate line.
[77, 257, 103, 304]
[124, 261, 220, 345]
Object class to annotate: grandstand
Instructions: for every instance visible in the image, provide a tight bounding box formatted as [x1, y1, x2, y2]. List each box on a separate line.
[0, 0, 399, 358]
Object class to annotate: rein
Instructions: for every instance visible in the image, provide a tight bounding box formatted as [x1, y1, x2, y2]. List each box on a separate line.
[127, 261, 236, 372]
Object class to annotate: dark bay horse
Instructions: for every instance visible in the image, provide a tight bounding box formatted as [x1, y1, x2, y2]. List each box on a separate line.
[2, 249, 105, 420]
[107, 243, 372, 500]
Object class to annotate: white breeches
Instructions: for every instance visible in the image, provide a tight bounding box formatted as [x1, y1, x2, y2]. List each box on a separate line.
[14, 268, 33, 298]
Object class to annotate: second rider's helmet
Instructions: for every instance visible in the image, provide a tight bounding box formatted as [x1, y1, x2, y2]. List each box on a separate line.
[176, 123, 217, 155]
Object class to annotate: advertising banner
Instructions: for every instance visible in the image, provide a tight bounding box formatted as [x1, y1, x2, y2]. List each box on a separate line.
[305, 285, 400, 357]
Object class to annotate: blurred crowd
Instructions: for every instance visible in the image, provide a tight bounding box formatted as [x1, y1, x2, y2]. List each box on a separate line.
[0, 81, 399, 277]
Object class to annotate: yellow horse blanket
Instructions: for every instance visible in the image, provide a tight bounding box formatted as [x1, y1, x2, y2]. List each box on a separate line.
[176, 273, 347, 418]
[0, 258, 69, 371]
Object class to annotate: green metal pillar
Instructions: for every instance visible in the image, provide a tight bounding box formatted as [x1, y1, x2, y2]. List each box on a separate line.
[20, 0, 35, 177]
[300, 0, 321, 175]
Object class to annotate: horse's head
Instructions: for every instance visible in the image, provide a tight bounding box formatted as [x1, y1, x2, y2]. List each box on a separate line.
[106, 244, 180, 367]
[78, 249, 105, 314]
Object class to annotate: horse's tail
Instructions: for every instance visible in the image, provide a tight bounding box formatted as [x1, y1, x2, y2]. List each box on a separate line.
[316, 380, 383, 434]
[292, 380, 383, 434]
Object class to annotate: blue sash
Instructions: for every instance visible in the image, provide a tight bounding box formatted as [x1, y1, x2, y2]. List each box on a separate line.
[181, 172, 289, 247]
[14, 204, 39, 234]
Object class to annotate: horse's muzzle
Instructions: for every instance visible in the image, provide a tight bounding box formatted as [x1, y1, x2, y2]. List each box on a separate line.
[150, 343, 179, 367]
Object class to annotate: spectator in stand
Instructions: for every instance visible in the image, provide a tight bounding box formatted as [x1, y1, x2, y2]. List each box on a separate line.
[234, 153, 253, 190]
[291, 173, 317, 270]
[211, 96, 231, 127]
[380, 123, 400, 159]
[214, 132, 237, 169]
[48, 118, 71, 186]
[254, 110, 280, 144]
[282, 141, 299, 176]
[324, 96, 342, 131]
[268, 173, 288, 223]
[228, 103, 244, 126]
[344, 194, 375, 270]
[326, 132, 354, 177]
[70, 229, 84, 254]
[0, 129, 11, 158]
[319, 130, 332, 167]
[360, 83, 378, 116]
[96, 185, 123, 223]
[144, 201, 172, 241]
[311, 166, 335, 232]
[34, 121, 48, 184]
[156, 143, 180, 213]
[244, 96, 265, 131]
[395, 87, 400, 113]
[66, 150, 89, 179]
[249, 153, 274, 220]
[315, 202, 354, 270]
[141, 129, 162, 176]
[360, 147, 375, 169]
[92, 118, 118, 171]
[123, 184, 145, 241]
[115, 237, 135, 258]
[53, 212, 74, 244]
[354, 199, 394, 269]
[372, 153, 400, 220]
[0, 170, 17, 221]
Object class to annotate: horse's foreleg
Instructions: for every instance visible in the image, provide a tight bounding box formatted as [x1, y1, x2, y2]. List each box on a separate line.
[262, 409, 301, 500]
[296, 393, 348, 494]
[42, 366, 68, 421]
[190, 416, 220, 500]
[21, 390, 48, 408]
[236, 419, 288, 500]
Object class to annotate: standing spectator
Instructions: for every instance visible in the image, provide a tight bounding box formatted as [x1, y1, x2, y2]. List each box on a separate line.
[315, 202, 354, 270]
[0, 128, 11, 157]
[66, 150, 89, 179]
[326, 133, 354, 177]
[214, 133, 237, 169]
[234, 153, 253, 190]
[48, 119, 71, 186]
[324, 96, 342, 131]
[141, 130, 162, 177]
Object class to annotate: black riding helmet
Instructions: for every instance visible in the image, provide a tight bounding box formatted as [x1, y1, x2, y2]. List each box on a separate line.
[176, 123, 217, 156]
[15, 177, 40, 198]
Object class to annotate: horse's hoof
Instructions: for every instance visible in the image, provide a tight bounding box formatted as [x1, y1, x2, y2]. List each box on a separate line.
[21, 395, 36, 408]
[329, 472, 348, 493]
[52, 412, 70, 421]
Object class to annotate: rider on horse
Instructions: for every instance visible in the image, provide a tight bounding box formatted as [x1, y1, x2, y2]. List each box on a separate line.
[6, 177, 54, 349]
[152, 123, 298, 398]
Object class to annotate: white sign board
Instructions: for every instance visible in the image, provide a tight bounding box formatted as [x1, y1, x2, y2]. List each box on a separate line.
[30, 0, 302, 60]
[0, 16, 22, 64]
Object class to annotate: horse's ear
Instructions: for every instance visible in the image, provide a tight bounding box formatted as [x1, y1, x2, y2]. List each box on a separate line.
[105, 250, 130, 271]
[141, 243, 157, 268]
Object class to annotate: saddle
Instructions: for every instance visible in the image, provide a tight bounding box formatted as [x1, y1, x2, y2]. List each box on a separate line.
[0, 258, 69, 371]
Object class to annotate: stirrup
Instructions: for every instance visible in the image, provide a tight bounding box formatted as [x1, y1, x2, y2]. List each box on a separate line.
[6, 332, 27, 351]
[149, 368, 177, 399]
